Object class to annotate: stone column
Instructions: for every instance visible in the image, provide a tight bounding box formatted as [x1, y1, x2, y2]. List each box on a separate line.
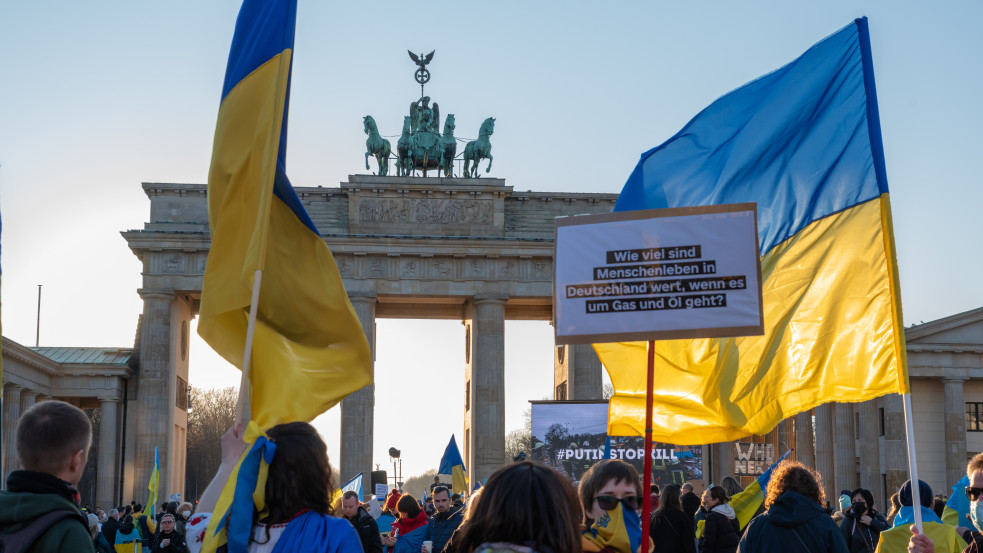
[339, 295, 376, 484]
[857, 399, 881, 503]
[134, 290, 174, 503]
[553, 344, 603, 400]
[713, 441, 733, 482]
[466, 297, 506, 486]
[19, 390, 37, 416]
[834, 403, 858, 493]
[882, 393, 908, 503]
[98, 398, 119, 509]
[814, 403, 836, 502]
[2, 384, 23, 484]
[944, 378, 968, 489]
[795, 410, 816, 469]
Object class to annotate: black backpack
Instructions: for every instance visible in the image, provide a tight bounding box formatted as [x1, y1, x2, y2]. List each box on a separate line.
[0, 510, 85, 553]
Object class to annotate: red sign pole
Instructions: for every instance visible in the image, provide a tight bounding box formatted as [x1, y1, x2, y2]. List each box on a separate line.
[640, 340, 655, 553]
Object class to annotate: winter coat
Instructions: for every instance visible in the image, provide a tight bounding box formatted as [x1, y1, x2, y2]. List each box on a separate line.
[347, 506, 383, 553]
[0, 470, 94, 553]
[680, 493, 701, 520]
[102, 517, 121, 547]
[150, 529, 188, 553]
[392, 512, 430, 553]
[115, 525, 145, 553]
[839, 509, 889, 553]
[649, 508, 696, 553]
[427, 507, 464, 553]
[703, 504, 740, 553]
[94, 532, 114, 553]
[738, 490, 848, 553]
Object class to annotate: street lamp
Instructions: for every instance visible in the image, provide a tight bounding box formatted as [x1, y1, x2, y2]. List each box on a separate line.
[389, 447, 403, 491]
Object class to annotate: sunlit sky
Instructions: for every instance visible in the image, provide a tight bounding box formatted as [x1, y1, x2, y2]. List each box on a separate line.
[1, 1, 981, 479]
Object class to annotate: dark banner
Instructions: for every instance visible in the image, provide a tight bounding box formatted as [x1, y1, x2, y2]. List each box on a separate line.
[530, 401, 703, 484]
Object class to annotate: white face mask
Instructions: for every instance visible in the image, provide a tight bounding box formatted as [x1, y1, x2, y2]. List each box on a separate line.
[181, 511, 191, 518]
[971, 501, 983, 532]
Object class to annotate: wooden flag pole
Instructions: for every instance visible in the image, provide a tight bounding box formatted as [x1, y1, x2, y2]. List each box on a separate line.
[902, 393, 923, 532]
[236, 269, 264, 426]
[640, 340, 655, 553]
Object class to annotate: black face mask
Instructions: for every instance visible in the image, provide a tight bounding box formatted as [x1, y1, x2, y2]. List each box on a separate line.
[852, 502, 867, 515]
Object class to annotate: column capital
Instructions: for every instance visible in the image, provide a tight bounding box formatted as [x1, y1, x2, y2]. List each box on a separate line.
[137, 288, 175, 300]
[98, 397, 120, 404]
[347, 294, 378, 305]
[942, 376, 970, 384]
[3, 383, 22, 395]
[473, 294, 508, 305]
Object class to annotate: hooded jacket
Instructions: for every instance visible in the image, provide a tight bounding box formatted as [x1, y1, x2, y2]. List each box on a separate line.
[0, 470, 94, 553]
[427, 506, 464, 553]
[704, 503, 740, 553]
[738, 490, 848, 553]
[346, 506, 383, 553]
[649, 507, 696, 553]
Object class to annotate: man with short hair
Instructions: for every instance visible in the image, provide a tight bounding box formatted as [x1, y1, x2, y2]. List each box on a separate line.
[101, 508, 121, 546]
[681, 483, 701, 519]
[150, 512, 188, 553]
[424, 486, 463, 553]
[0, 400, 96, 552]
[342, 491, 383, 553]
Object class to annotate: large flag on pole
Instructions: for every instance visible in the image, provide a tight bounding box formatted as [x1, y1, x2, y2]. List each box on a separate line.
[438, 436, 468, 494]
[596, 17, 908, 444]
[148, 447, 159, 517]
[196, 0, 372, 431]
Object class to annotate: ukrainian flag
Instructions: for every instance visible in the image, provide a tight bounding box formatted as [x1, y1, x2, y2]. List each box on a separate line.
[197, 0, 371, 430]
[197, 2, 371, 552]
[438, 435, 468, 494]
[148, 447, 159, 517]
[596, 17, 908, 444]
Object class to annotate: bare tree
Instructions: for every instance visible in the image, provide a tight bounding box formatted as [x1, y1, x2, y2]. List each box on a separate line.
[402, 468, 438, 499]
[185, 386, 237, 501]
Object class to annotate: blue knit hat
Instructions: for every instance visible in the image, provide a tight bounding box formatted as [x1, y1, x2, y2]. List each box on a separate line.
[898, 479, 933, 508]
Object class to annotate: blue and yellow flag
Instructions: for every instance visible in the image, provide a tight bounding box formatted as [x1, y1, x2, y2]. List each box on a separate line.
[438, 436, 468, 494]
[341, 473, 364, 503]
[148, 447, 159, 517]
[730, 449, 792, 529]
[197, 1, 371, 552]
[596, 17, 908, 443]
[943, 475, 970, 526]
[197, 0, 371, 430]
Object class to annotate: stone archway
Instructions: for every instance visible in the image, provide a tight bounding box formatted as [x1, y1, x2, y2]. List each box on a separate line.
[123, 174, 618, 490]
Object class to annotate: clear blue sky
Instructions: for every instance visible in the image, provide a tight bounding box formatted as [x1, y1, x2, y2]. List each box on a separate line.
[1, 1, 981, 479]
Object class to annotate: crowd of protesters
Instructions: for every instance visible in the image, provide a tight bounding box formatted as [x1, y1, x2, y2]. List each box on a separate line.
[6, 399, 983, 553]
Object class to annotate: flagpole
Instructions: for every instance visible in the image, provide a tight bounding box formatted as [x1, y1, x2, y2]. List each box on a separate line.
[237, 269, 263, 425]
[902, 393, 923, 532]
[640, 340, 655, 553]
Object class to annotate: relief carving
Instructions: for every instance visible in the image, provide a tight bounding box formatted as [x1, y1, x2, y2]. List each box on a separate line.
[358, 198, 492, 225]
[336, 257, 352, 275]
[432, 260, 451, 277]
[164, 254, 185, 274]
[400, 260, 417, 277]
[369, 259, 385, 276]
[533, 261, 549, 278]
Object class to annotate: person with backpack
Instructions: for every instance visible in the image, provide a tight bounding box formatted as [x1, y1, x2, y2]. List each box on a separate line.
[0, 400, 96, 553]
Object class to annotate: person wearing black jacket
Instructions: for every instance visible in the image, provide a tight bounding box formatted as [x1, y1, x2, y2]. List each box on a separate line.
[839, 488, 888, 553]
[150, 513, 188, 553]
[101, 509, 121, 546]
[680, 484, 701, 520]
[341, 491, 383, 553]
[427, 486, 464, 553]
[703, 485, 741, 553]
[649, 484, 697, 553]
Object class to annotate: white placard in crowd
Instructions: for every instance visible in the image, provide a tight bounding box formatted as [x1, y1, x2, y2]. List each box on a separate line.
[554, 204, 763, 344]
[375, 483, 389, 500]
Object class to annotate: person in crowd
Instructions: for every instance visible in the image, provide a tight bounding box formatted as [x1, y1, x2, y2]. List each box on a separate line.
[342, 490, 383, 553]
[579, 459, 652, 553]
[425, 486, 464, 553]
[185, 422, 362, 553]
[429, 476, 444, 494]
[934, 498, 947, 520]
[839, 488, 888, 553]
[737, 460, 847, 552]
[0, 400, 95, 553]
[103, 509, 122, 546]
[720, 477, 743, 499]
[379, 492, 399, 536]
[424, 495, 436, 517]
[702, 485, 740, 553]
[876, 479, 964, 553]
[150, 513, 188, 553]
[115, 515, 145, 553]
[909, 452, 983, 553]
[680, 483, 701, 520]
[96, 508, 108, 526]
[694, 503, 708, 552]
[132, 503, 156, 548]
[650, 485, 662, 512]
[89, 513, 114, 553]
[885, 493, 901, 526]
[383, 494, 429, 553]
[649, 484, 696, 553]
[444, 460, 582, 553]
[124, 505, 133, 518]
[175, 502, 194, 536]
[452, 493, 465, 510]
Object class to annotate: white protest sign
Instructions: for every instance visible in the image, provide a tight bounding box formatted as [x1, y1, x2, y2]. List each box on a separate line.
[375, 483, 389, 499]
[554, 204, 763, 344]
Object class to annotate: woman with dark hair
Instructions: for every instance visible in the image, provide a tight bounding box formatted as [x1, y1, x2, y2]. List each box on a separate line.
[738, 460, 848, 553]
[839, 488, 888, 553]
[702, 486, 740, 553]
[382, 494, 429, 553]
[186, 422, 362, 553]
[649, 484, 695, 553]
[578, 459, 652, 553]
[447, 460, 582, 553]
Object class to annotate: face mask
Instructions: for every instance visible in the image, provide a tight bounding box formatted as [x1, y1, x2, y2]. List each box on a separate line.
[971, 501, 983, 532]
[181, 511, 191, 518]
[852, 502, 867, 515]
[838, 495, 851, 511]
